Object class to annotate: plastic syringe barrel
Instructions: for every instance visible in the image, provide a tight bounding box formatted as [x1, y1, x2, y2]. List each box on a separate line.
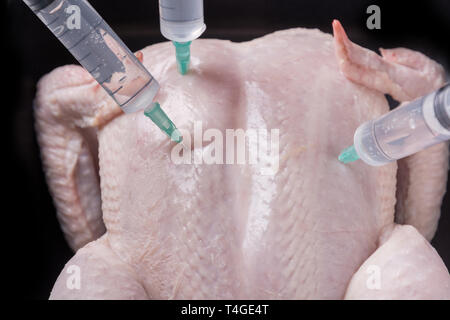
[23, 0, 159, 114]
[159, 0, 206, 42]
[354, 83, 450, 166]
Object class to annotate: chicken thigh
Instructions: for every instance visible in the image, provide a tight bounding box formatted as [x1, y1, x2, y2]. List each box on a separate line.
[34, 21, 450, 299]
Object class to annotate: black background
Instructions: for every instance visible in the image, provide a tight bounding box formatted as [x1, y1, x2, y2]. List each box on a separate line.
[5, 0, 450, 299]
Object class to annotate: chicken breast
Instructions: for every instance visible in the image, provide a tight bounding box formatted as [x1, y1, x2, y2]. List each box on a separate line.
[34, 21, 450, 299]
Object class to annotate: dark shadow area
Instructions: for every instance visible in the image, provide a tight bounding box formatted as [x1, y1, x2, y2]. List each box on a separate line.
[6, 0, 450, 299]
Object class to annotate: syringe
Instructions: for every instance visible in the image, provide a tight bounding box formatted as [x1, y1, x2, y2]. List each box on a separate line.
[23, 0, 182, 143]
[339, 84, 450, 166]
[159, 0, 206, 75]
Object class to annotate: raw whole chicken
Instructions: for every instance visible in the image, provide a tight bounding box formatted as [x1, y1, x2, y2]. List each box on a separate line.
[34, 20, 450, 299]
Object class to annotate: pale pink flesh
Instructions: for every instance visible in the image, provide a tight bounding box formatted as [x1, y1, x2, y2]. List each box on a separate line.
[333, 20, 449, 241]
[332, 20, 446, 102]
[34, 21, 449, 299]
[34, 67, 122, 249]
[345, 225, 450, 299]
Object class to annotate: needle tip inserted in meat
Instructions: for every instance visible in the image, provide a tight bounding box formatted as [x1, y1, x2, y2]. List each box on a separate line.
[173, 41, 192, 75]
[23, 0, 183, 144]
[338, 145, 360, 164]
[159, 0, 206, 75]
[144, 103, 183, 143]
[339, 84, 450, 166]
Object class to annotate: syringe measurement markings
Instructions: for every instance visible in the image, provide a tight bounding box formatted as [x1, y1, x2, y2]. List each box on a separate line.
[66, 20, 104, 51]
[111, 85, 124, 95]
[87, 63, 103, 74]
[29, 2, 47, 12]
[119, 79, 153, 107]
[99, 74, 112, 85]
[44, 16, 59, 27]
[66, 31, 91, 50]
[56, 27, 70, 39]
[78, 51, 92, 62]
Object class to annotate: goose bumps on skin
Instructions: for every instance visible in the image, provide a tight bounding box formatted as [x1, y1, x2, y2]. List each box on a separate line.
[34, 21, 450, 299]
